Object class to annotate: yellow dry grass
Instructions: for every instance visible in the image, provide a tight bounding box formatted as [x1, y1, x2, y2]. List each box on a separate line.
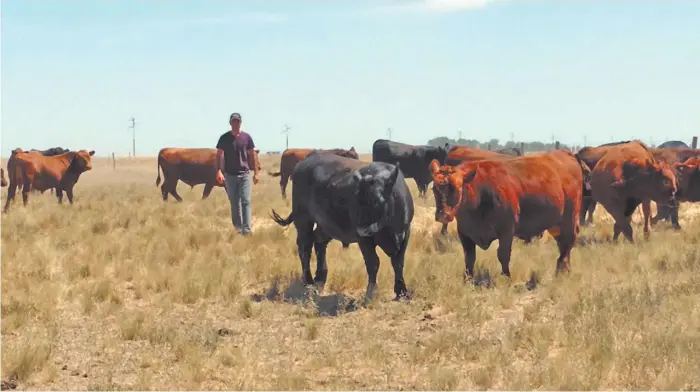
[2, 153, 700, 390]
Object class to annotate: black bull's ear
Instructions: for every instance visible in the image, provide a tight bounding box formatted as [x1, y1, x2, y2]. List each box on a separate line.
[383, 163, 401, 196]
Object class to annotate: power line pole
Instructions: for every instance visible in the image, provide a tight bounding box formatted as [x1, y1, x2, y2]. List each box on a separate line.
[387, 127, 393, 140]
[128, 117, 136, 157]
[282, 124, 291, 150]
[457, 129, 462, 141]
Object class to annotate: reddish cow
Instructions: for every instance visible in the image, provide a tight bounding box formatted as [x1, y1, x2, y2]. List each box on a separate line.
[649, 148, 700, 229]
[589, 141, 677, 242]
[268, 147, 359, 199]
[156, 147, 261, 202]
[429, 149, 584, 278]
[3, 149, 95, 212]
[673, 157, 700, 203]
[1, 168, 7, 187]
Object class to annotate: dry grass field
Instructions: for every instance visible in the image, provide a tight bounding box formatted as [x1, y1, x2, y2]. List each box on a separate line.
[2, 152, 700, 390]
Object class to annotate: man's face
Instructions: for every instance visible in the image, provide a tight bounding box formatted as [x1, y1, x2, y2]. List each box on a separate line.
[230, 118, 242, 131]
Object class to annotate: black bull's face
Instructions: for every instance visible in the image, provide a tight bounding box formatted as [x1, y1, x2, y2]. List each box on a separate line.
[351, 164, 401, 236]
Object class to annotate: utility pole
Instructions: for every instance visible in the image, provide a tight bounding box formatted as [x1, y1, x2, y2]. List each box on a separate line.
[282, 124, 291, 150]
[128, 117, 136, 157]
[457, 129, 462, 141]
[387, 127, 393, 140]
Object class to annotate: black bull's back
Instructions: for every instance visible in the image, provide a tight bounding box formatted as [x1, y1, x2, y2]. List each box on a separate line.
[270, 151, 415, 303]
[371, 139, 448, 197]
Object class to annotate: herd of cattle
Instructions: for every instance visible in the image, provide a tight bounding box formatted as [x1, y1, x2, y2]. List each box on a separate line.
[2, 139, 700, 304]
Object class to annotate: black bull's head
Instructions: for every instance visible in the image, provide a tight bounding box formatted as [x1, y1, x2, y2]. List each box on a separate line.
[351, 163, 401, 237]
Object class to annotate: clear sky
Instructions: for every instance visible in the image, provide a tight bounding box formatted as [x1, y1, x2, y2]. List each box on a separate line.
[2, 0, 699, 157]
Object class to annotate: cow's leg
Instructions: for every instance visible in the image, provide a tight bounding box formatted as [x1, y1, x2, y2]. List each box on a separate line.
[611, 198, 640, 242]
[357, 237, 380, 304]
[670, 203, 681, 230]
[580, 196, 592, 226]
[3, 181, 18, 213]
[56, 188, 64, 204]
[375, 229, 410, 300]
[21, 178, 32, 206]
[457, 230, 477, 279]
[651, 203, 670, 225]
[496, 233, 515, 278]
[65, 187, 75, 204]
[641, 200, 652, 239]
[440, 223, 448, 236]
[295, 220, 315, 286]
[416, 181, 427, 199]
[549, 226, 575, 275]
[312, 227, 331, 286]
[280, 174, 290, 199]
[201, 183, 214, 200]
[168, 180, 183, 202]
[586, 200, 597, 225]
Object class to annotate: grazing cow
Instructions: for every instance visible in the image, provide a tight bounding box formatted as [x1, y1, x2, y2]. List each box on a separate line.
[576, 141, 633, 225]
[267, 147, 359, 199]
[589, 141, 676, 242]
[3, 149, 95, 212]
[648, 148, 700, 229]
[673, 158, 700, 204]
[270, 150, 414, 304]
[1, 168, 7, 187]
[156, 147, 261, 201]
[372, 139, 449, 198]
[657, 140, 690, 149]
[429, 149, 585, 278]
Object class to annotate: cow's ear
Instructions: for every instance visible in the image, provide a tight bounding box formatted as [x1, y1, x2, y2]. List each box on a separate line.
[89, 150, 95, 156]
[255, 149, 260, 153]
[463, 169, 477, 184]
[429, 159, 441, 177]
[388, 163, 400, 185]
[350, 146, 355, 151]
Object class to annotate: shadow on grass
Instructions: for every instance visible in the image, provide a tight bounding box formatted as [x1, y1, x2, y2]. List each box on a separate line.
[250, 278, 360, 317]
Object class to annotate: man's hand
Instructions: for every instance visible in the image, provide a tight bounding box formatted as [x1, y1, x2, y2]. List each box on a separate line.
[253, 172, 259, 185]
[216, 170, 224, 185]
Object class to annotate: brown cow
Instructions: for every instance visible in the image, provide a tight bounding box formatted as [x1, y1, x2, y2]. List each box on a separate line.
[648, 148, 700, 229]
[576, 141, 633, 226]
[3, 149, 95, 212]
[429, 149, 584, 279]
[1, 168, 7, 187]
[156, 147, 261, 202]
[268, 147, 359, 199]
[673, 157, 700, 203]
[589, 141, 677, 242]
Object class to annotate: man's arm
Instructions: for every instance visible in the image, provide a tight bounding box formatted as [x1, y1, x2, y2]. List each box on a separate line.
[247, 136, 258, 176]
[215, 136, 225, 172]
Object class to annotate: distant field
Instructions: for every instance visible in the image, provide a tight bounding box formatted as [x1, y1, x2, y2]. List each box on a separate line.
[2, 153, 699, 390]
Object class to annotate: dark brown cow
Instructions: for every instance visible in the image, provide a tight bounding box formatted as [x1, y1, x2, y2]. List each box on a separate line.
[3, 149, 95, 212]
[673, 157, 700, 203]
[648, 148, 700, 229]
[268, 147, 359, 199]
[1, 168, 7, 187]
[156, 147, 261, 202]
[429, 149, 584, 279]
[589, 141, 677, 242]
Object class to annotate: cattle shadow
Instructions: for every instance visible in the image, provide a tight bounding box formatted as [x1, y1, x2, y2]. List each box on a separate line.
[250, 278, 360, 317]
[575, 235, 614, 247]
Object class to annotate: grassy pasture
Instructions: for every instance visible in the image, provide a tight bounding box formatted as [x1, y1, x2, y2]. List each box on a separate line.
[1, 153, 699, 390]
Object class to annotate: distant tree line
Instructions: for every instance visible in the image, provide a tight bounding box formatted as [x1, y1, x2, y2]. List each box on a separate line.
[427, 137, 577, 153]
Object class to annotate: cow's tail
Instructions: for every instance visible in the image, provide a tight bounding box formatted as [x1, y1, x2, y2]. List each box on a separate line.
[270, 209, 294, 227]
[268, 171, 282, 177]
[156, 156, 162, 187]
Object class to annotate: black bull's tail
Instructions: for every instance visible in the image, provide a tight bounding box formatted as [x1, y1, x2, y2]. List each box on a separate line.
[268, 171, 282, 177]
[270, 209, 294, 227]
[156, 157, 162, 186]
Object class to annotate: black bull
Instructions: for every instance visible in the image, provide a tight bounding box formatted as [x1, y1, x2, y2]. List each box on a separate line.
[270, 151, 415, 303]
[371, 139, 448, 198]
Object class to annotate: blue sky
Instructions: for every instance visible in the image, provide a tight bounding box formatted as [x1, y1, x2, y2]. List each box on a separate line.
[2, 0, 699, 157]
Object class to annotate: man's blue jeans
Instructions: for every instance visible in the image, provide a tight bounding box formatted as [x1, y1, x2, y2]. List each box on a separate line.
[224, 172, 252, 235]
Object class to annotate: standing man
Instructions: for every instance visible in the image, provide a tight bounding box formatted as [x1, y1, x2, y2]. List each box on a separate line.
[216, 112, 259, 236]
